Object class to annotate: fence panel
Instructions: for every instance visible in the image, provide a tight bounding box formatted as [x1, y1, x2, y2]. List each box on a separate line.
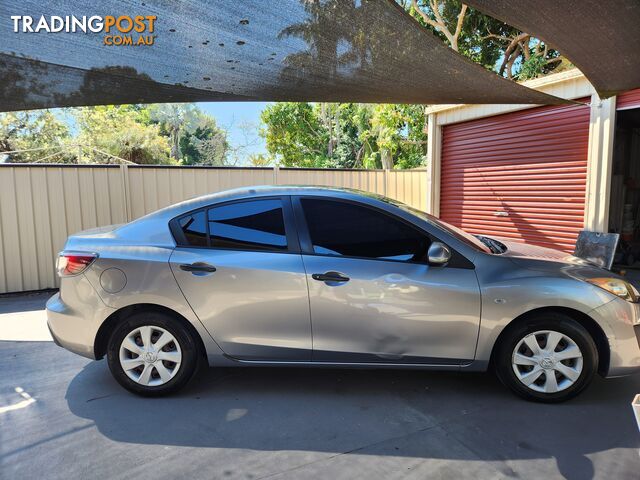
[276, 168, 428, 210]
[0, 166, 126, 293]
[0, 165, 426, 293]
[277, 168, 387, 194]
[125, 166, 275, 219]
[387, 169, 428, 212]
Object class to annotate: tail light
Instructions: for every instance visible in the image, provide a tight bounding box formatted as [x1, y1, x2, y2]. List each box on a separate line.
[56, 251, 98, 277]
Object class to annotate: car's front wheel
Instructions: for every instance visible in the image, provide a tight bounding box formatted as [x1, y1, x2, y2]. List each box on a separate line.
[107, 311, 200, 396]
[495, 312, 598, 402]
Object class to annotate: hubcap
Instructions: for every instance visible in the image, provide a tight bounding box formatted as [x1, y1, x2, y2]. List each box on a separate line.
[512, 330, 583, 394]
[119, 325, 182, 387]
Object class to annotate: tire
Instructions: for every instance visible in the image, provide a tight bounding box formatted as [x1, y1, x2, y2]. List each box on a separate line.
[494, 312, 598, 403]
[106, 311, 201, 396]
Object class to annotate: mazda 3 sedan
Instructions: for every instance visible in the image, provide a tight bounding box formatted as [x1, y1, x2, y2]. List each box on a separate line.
[46, 186, 640, 402]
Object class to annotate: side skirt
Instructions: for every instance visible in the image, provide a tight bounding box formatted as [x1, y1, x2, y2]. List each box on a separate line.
[208, 354, 487, 371]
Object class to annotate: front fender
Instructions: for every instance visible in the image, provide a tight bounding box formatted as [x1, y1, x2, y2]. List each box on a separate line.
[474, 257, 614, 363]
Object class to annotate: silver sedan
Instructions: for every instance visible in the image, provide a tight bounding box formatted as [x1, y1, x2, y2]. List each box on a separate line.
[46, 186, 640, 402]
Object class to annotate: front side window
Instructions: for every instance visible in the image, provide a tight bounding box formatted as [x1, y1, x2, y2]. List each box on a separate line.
[208, 199, 287, 251]
[300, 199, 429, 262]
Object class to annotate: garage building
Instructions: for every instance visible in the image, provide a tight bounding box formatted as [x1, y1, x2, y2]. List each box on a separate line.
[425, 69, 640, 267]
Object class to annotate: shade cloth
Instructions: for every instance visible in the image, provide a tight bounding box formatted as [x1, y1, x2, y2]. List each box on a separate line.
[465, 0, 640, 98]
[0, 0, 569, 111]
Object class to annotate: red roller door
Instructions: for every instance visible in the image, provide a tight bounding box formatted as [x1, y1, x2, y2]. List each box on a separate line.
[440, 102, 590, 252]
[617, 88, 640, 110]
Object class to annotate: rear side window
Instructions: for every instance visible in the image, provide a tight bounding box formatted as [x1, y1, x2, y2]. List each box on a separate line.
[208, 199, 287, 251]
[300, 199, 429, 262]
[176, 199, 288, 251]
[179, 211, 208, 247]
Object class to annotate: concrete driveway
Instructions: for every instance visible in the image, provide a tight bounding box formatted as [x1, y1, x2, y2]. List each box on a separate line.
[1, 292, 639, 480]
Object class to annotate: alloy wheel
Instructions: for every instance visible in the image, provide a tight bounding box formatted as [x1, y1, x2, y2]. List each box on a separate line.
[511, 330, 583, 394]
[119, 325, 182, 386]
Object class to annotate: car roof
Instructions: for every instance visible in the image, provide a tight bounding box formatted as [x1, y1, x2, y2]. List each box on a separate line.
[192, 185, 380, 202]
[139, 185, 391, 221]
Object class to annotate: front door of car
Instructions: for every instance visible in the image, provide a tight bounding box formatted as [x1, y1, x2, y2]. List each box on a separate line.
[170, 197, 312, 361]
[294, 197, 481, 364]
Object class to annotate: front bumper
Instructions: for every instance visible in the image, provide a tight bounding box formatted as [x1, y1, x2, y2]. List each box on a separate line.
[46, 275, 115, 360]
[589, 297, 640, 377]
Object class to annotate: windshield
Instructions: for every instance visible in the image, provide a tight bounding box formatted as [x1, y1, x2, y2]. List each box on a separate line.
[381, 198, 492, 254]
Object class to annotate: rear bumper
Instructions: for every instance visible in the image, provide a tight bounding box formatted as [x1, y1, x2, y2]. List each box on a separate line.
[46, 292, 96, 359]
[589, 298, 640, 377]
[46, 275, 115, 360]
[46, 313, 93, 360]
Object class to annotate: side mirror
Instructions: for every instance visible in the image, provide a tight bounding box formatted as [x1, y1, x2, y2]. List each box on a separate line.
[428, 242, 451, 265]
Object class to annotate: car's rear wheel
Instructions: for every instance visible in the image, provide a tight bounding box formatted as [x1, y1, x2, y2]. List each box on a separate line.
[495, 312, 598, 402]
[107, 311, 200, 396]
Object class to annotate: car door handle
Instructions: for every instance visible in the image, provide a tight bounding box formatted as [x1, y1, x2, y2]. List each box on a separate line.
[179, 262, 217, 273]
[312, 271, 350, 283]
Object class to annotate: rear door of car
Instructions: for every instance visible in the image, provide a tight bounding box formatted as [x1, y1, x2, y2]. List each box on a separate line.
[169, 196, 312, 361]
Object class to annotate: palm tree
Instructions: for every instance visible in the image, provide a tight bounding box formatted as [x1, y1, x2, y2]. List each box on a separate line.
[149, 104, 203, 160]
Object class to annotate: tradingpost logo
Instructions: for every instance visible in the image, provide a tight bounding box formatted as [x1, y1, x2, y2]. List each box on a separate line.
[10, 15, 157, 46]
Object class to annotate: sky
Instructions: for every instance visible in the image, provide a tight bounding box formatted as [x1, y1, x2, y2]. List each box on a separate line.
[197, 102, 269, 162]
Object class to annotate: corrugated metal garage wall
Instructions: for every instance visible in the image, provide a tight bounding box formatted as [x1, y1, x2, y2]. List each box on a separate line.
[0, 165, 427, 294]
[440, 102, 591, 252]
[617, 88, 640, 110]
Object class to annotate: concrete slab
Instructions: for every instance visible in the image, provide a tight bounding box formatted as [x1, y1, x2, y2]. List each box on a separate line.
[0, 293, 639, 479]
[0, 291, 53, 341]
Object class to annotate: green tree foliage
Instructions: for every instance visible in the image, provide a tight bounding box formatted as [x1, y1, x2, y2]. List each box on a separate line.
[1, 104, 230, 165]
[0, 111, 71, 163]
[74, 105, 172, 164]
[261, 102, 427, 169]
[149, 104, 230, 165]
[179, 123, 229, 166]
[247, 153, 274, 167]
[368, 104, 428, 170]
[260, 102, 326, 167]
[404, 0, 569, 80]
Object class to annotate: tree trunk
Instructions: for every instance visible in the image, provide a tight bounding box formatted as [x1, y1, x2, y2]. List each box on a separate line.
[171, 128, 180, 159]
[381, 149, 393, 169]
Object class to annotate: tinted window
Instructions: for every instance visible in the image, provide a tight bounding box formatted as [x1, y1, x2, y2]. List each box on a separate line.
[301, 199, 429, 261]
[179, 211, 208, 247]
[207, 199, 287, 251]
